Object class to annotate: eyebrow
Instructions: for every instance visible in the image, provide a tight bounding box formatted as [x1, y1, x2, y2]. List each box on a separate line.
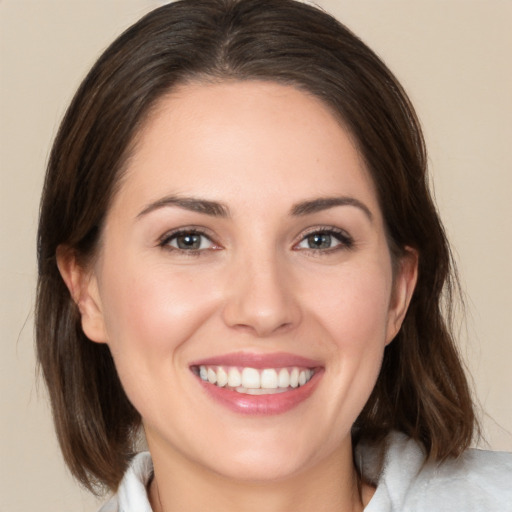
[291, 196, 373, 221]
[137, 194, 372, 221]
[137, 195, 230, 218]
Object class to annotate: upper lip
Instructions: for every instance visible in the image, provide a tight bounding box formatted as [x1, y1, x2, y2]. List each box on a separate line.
[189, 351, 322, 369]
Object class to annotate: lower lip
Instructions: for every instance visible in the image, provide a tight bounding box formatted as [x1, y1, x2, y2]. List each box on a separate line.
[195, 370, 323, 415]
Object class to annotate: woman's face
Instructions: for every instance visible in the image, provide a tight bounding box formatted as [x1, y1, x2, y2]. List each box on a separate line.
[76, 81, 416, 482]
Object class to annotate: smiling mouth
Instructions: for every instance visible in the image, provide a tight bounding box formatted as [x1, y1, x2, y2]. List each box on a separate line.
[192, 365, 315, 395]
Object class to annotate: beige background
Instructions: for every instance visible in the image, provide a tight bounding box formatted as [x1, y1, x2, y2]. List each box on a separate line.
[1, 1, 511, 510]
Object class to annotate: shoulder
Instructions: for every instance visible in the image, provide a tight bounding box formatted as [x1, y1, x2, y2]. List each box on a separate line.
[97, 452, 154, 512]
[416, 444, 512, 511]
[359, 432, 512, 512]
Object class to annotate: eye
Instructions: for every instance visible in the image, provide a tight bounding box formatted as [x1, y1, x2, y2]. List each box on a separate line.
[295, 228, 353, 252]
[159, 229, 217, 252]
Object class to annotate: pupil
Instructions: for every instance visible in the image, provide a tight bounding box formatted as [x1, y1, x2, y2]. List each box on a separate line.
[177, 234, 200, 249]
[308, 233, 331, 249]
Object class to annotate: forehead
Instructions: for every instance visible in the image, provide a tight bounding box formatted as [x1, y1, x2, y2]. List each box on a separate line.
[114, 80, 379, 216]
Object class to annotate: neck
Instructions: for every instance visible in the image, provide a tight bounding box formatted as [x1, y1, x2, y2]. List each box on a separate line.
[147, 438, 370, 512]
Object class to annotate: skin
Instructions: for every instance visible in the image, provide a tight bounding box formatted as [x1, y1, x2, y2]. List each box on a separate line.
[59, 81, 417, 512]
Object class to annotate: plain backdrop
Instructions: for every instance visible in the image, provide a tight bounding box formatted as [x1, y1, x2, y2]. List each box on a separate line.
[1, 1, 511, 510]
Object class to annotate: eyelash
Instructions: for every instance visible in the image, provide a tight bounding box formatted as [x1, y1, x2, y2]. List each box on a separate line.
[157, 226, 354, 255]
[293, 226, 354, 254]
[158, 227, 219, 256]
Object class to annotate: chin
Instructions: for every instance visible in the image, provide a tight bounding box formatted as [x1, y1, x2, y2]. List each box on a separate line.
[195, 429, 329, 484]
[207, 450, 310, 483]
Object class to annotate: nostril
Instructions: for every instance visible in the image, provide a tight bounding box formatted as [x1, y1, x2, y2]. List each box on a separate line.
[221, 265, 302, 336]
[229, 318, 296, 338]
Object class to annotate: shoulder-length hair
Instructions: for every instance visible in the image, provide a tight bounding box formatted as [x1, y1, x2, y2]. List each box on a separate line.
[36, 0, 475, 493]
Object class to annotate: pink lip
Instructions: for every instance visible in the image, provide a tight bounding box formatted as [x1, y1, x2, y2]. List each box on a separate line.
[190, 352, 324, 416]
[196, 371, 322, 415]
[190, 351, 322, 369]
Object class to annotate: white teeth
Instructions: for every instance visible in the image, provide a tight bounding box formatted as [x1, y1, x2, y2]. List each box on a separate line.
[278, 368, 290, 388]
[261, 369, 278, 389]
[290, 368, 299, 388]
[242, 367, 260, 389]
[207, 368, 217, 384]
[244, 387, 289, 395]
[216, 366, 228, 387]
[197, 365, 315, 394]
[227, 367, 241, 387]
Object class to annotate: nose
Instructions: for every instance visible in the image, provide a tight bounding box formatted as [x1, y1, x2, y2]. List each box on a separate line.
[221, 250, 302, 338]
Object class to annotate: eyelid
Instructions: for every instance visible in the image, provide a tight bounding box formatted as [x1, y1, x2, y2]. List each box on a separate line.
[157, 226, 221, 251]
[156, 225, 353, 254]
[293, 225, 354, 251]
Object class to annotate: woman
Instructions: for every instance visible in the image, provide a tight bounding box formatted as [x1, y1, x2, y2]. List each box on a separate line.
[36, 0, 512, 510]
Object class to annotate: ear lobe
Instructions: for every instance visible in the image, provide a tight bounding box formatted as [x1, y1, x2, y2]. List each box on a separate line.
[386, 247, 418, 344]
[56, 245, 108, 344]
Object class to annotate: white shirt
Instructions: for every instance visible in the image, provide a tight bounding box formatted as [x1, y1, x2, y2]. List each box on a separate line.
[98, 432, 512, 511]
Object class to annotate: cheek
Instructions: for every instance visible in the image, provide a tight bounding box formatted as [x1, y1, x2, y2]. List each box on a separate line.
[98, 258, 221, 364]
[96, 258, 225, 427]
[307, 259, 393, 416]
[312, 260, 393, 352]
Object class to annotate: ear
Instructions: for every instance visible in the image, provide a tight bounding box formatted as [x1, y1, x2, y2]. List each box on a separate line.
[56, 245, 108, 344]
[386, 247, 418, 344]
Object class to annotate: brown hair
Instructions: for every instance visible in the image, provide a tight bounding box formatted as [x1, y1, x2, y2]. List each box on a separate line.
[36, 0, 475, 493]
